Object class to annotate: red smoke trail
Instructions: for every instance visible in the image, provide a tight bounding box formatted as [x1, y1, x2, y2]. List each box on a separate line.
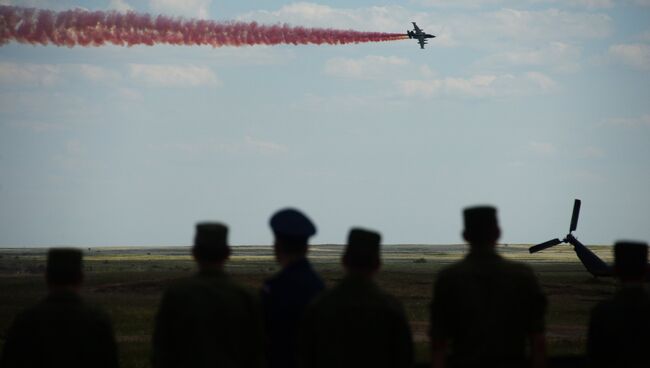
[0, 6, 407, 48]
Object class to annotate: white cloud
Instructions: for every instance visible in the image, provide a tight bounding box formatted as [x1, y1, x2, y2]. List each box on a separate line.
[239, 3, 411, 32]
[0, 63, 62, 86]
[608, 43, 650, 71]
[244, 136, 289, 155]
[65, 139, 85, 156]
[324, 56, 410, 80]
[293, 93, 406, 112]
[312, 56, 548, 100]
[129, 64, 219, 87]
[398, 72, 556, 98]
[77, 65, 121, 82]
[0, 63, 125, 86]
[528, 141, 558, 156]
[0, 0, 63, 9]
[416, 0, 502, 8]
[149, 136, 288, 157]
[605, 114, 650, 128]
[477, 42, 582, 73]
[207, 47, 296, 66]
[149, 0, 211, 19]
[9, 120, 66, 133]
[466, 8, 611, 43]
[418, 0, 614, 8]
[116, 88, 143, 102]
[532, 0, 614, 8]
[108, 0, 133, 12]
[580, 146, 605, 158]
[524, 71, 558, 90]
[52, 139, 94, 172]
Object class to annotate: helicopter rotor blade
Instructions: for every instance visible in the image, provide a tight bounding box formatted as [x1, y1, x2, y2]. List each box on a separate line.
[529, 238, 563, 253]
[570, 199, 581, 233]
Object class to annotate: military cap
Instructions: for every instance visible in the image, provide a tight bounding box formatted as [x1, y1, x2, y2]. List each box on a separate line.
[614, 241, 648, 279]
[344, 228, 381, 269]
[463, 206, 499, 233]
[270, 208, 316, 241]
[193, 222, 229, 261]
[46, 248, 83, 285]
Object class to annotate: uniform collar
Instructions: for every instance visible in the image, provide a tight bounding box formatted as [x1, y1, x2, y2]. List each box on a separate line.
[466, 246, 500, 260]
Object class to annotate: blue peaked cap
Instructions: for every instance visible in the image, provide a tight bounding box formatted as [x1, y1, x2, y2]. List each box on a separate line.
[270, 208, 317, 239]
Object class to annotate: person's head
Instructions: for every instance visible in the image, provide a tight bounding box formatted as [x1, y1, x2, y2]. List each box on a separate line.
[192, 222, 230, 268]
[343, 228, 381, 276]
[614, 241, 648, 282]
[462, 206, 501, 248]
[269, 208, 316, 266]
[46, 248, 83, 290]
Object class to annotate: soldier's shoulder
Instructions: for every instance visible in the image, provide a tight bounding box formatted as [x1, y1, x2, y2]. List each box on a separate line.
[436, 259, 470, 279]
[306, 285, 334, 310]
[9, 304, 40, 328]
[590, 297, 619, 322]
[22, 297, 110, 325]
[161, 275, 197, 295]
[308, 281, 401, 313]
[262, 272, 281, 295]
[376, 288, 406, 312]
[224, 278, 258, 300]
[79, 301, 113, 324]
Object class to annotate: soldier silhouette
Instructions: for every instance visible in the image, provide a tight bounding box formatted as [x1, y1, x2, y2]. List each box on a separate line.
[587, 241, 650, 368]
[0, 248, 119, 368]
[429, 206, 547, 368]
[151, 223, 265, 368]
[298, 228, 413, 368]
[262, 208, 325, 368]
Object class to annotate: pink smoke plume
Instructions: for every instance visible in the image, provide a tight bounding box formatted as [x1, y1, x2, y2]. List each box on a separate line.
[0, 6, 407, 48]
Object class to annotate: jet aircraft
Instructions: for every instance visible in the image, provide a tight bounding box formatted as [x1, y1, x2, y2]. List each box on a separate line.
[407, 22, 435, 49]
[529, 199, 649, 280]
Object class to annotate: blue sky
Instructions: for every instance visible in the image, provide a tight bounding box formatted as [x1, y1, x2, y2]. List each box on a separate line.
[0, 0, 649, 247]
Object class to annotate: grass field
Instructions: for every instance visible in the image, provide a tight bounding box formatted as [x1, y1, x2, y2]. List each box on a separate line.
[0, 244, 617, 367]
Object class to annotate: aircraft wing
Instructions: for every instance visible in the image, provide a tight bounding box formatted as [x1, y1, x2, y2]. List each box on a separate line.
[418, 37, 426, 49]
[412, 22, 422, 32]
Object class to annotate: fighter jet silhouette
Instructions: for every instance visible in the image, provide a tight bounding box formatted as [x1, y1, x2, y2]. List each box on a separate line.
[407, 22, 435, 49]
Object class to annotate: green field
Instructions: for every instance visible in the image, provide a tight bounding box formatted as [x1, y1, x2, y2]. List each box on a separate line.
[0, 244, 617, 367]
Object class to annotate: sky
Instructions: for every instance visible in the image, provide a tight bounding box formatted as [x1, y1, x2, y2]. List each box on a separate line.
[0, 0, 649, 247]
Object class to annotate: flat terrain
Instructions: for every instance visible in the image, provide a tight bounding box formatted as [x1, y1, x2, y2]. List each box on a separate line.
[0, 244, 616, 367]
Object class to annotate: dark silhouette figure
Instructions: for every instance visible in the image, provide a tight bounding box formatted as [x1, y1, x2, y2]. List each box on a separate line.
[429, 206, 547, 368]
[262, 208, 325, 368]
[587, 241, 650, 368]
[298, 228, 413, 368]
[0, 248, 119, 368]
[151, 223, 265, 368]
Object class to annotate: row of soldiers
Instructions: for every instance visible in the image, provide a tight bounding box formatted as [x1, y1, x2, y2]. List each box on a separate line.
[1, 206, 649, 368]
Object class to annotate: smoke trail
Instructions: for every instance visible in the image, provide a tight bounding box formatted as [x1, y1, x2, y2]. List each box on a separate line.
[0, 6, 407, 48]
